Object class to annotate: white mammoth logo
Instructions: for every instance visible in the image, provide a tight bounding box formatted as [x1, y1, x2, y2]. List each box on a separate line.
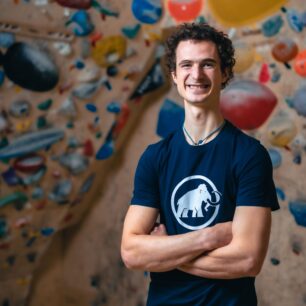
[177, 183, 221, 218]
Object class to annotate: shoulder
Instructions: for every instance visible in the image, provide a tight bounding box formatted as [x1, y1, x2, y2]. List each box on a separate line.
[226, 121, 265, 156]
[142, 130, 178, 161]
[224, 121, 271, 169]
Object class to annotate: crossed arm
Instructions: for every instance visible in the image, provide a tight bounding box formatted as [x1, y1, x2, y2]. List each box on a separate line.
[121, 205, 271, 278]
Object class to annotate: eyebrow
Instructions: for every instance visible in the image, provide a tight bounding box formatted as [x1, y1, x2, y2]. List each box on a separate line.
[178, 58, 217, 66]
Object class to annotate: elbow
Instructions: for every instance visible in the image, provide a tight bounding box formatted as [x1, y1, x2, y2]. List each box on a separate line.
[245, 256, 263, 277]
[121, 245, 142, 270]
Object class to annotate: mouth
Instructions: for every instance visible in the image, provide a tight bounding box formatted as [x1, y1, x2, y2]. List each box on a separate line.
[186, 84, 211, 90]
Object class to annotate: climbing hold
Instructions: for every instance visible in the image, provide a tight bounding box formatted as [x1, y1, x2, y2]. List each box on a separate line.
[270, 257, 280, 265]
[85, 103, 97, 113]
[40, 227, 55, 237]
[37, 99, 53, 111]
[55, 0, 91, 9]
[13, 154, 45, 173]
[31, 187, 44, 200]
[48, 179, 72, 204]
[268, 148, 282, 168]
[267, 111, 297, 147]
[79, 173, 95, 194]
[0, 32, 15, 48]
[0, 217, 9, 239]
[2, 42, 59, 92]
[233, 40, 255, 73]
[121, 24, 141, 39]
[21, 167, 46, 186]
[258, 63, 270, 83]
[92, 36, 126, 67]
[77, 65, 100, 82]
[294, 50, 306, 77]
[1, 167, 21, 186]
[129, 59, 165, 99]
[72, 80, 102, 99]
[59, 153, 89, 174]
[272, 38, 298, 68]
[58, 96, 78, 118]
[0, 192, 28, 210]
[286, 8, 304, 33]
[26, 252, 37, 263]
[289, 200, 306, 227]
[83, 139, 94, 157]
[0, 128, 65, 159]
[66, 10, 94, 37]
[292, 85, 306, 116]
[261, 15, 284, 37]
[275, 187, 286, 201]
[74, 59, 85, 69]
[132, 0, 162, 24]
[106, 101, 121, 113]
[166, 0, 202, 23]
[220, 80, 277, 130]
[36, 116, 48, 129]
[106, 65, 119, 77]
[157, 99, 184, 138]
[207, 0, 286, 27]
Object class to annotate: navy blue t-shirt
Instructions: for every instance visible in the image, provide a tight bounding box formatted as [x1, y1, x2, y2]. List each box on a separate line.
[131, 120, 279, 306]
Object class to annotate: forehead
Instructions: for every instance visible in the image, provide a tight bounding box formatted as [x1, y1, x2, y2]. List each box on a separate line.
[175, 40, 220, 62]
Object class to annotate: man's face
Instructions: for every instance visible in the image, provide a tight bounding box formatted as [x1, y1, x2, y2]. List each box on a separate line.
[171, 40, 227, 107]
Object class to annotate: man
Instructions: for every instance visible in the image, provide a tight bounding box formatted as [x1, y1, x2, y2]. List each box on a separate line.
[121, 23, 279, 306]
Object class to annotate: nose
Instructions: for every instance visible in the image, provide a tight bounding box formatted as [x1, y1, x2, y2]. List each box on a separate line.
[191, 64, 205, 80]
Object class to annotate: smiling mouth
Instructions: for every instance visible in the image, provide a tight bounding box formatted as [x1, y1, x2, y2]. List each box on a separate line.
[186, 84, 210, 89]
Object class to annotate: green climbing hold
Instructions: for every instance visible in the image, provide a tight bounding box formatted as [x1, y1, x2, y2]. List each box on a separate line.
[0, 191, 28, 209]
[37, 99, 53, 111]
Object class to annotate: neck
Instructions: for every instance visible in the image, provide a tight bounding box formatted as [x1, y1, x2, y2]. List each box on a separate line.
[183, 103, 224, 145]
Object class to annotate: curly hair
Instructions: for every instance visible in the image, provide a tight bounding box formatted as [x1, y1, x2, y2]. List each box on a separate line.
[165, 23, 235, 88]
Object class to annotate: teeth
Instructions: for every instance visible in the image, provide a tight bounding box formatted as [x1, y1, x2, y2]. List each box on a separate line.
[187, 85, 209, 89]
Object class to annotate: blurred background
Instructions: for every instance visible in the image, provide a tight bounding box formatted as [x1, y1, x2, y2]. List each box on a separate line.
[0, 0, 305, 305]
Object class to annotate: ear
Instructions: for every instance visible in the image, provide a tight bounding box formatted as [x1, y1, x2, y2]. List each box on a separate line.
[221, 69, 229, 87]
[171, 71, 177, 85]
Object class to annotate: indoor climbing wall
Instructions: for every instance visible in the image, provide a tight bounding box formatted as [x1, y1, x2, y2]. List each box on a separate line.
[0, 0, 169, 305]
[0, 0, 305, 306]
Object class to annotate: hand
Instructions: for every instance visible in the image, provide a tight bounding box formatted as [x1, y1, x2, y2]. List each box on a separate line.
[150, 223, 168, 236]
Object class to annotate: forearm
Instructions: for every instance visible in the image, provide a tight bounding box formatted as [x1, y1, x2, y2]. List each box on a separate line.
[121, 229, 214, 272]
[180, 241, 258, 279]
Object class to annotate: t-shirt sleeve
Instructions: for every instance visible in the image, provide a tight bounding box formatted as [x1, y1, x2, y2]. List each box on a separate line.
[130, 145, 160, 209]
[236, 144, 280, 211]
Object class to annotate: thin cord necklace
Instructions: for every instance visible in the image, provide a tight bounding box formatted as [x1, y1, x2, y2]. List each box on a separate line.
[183, 121, 226, 146]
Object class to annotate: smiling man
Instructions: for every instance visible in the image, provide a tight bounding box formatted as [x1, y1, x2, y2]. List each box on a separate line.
[121, 23, 279, 306]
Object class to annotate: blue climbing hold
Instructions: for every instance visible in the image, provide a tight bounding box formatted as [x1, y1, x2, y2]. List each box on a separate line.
[289, 200, 306, 227]
[157, 99, 184, 138]
[106, 101, 121, 114]
[86, 103, 98, 113]
[261, 15, 284, 37]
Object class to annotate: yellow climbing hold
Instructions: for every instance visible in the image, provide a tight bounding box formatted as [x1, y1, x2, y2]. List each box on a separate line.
[207, 0, 287, 27]
[92, 36, 126, 67]
[15, 119, 32, 133]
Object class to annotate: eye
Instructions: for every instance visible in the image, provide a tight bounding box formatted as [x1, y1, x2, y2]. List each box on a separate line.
[202, 62, 215, 69]
[181, 63, 191, 68]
